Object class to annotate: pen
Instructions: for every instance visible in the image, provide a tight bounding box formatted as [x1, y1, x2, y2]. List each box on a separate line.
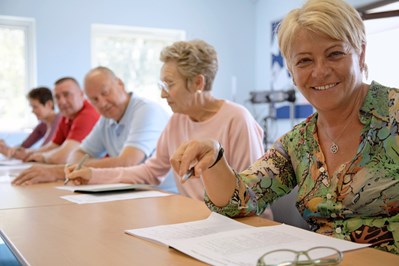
[181, 167, 195, 182]
[64, 154, 89, 185]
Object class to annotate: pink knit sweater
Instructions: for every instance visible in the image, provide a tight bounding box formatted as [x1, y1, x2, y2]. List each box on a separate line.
[90, 100, 264, 201]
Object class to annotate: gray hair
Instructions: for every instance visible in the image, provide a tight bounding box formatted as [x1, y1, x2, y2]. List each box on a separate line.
[160, 39, 218, 91]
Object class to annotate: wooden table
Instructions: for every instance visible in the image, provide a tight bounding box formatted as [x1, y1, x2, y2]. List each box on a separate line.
[0, 163, 71, 210]
[0, 183, 398, 265]
[0, 181, 73, 210]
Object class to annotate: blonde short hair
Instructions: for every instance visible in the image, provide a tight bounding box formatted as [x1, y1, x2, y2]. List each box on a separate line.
[160, 39, 218, 91]
[277, 0, 365, 66]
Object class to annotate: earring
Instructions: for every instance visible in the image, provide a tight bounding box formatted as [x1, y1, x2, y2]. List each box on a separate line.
[196, 90, 202, 94]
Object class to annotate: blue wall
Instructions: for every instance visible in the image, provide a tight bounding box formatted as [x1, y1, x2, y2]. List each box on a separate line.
[0, 0, 257, 104]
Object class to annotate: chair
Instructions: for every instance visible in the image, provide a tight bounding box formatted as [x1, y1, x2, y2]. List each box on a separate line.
[270, 186, 310, 230]
[156, 170, 178, 194]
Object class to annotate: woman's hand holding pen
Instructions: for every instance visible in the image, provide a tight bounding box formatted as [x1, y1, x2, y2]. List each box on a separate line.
[8, 147, 29, 160]
[0, 139, 8, 155]
[170, 139, 221, 183]
[0, 141, 28, 160]
[64, 154, 91, 185]
[172, 139, 237, 207]
[64, 165, 92, 185]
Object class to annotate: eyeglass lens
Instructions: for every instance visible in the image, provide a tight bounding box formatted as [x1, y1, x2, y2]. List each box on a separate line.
[258, 247, 342, 266]
[158, 80, 169, 94]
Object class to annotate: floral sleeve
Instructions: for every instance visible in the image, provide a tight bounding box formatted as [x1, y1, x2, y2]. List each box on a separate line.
[205, 140, 297, 217]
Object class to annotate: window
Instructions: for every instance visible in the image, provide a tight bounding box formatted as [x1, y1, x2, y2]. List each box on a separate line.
[91, 24, 185, 109]
[365, 17, 399, 87]
[359, 1, 399, 87]
[0, 16, 36, 132]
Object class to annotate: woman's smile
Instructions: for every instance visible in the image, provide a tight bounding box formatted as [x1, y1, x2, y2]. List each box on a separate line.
[312, 82, 339, 91]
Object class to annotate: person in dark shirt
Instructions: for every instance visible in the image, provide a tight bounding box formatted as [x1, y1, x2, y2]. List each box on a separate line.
[0, 87, 61, 159]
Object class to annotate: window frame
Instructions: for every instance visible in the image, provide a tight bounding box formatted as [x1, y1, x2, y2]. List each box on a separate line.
[90, 24, 185, 109]
[91, 24, 186, 55]
[0, 15, 36, 94]
[0, 15, 36, 132]
[357, 0, 399, 20]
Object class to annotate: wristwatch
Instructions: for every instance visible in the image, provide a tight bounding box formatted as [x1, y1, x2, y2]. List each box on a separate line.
[208, 143, 224, 169]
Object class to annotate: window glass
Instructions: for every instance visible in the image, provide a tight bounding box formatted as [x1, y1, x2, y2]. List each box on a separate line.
[92, 24, 185, 110]
[0, 16, 36, 133]
[365, 16, 399, 88]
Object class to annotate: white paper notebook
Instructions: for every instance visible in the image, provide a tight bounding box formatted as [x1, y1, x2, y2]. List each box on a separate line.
[57, 183, 152, 193]
[126, 212, 370, 266]
[57, 184, 171, 204]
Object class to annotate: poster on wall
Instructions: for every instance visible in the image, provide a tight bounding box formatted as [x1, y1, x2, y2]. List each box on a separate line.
[260, 20, 314, 146]
[271, 21, 292, 93]
[271, 20, 313, 119]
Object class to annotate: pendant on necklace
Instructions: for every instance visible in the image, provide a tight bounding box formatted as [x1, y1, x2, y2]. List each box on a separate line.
[330, 143, 339, 154]
[322, 177, 330, 187]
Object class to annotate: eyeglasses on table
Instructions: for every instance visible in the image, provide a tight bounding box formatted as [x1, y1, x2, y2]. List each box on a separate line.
[256, 246, 343, 266]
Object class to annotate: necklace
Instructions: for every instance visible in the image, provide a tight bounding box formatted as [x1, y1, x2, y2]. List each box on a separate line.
[323, 118, 353, 154]
[321, 84, 366, 154]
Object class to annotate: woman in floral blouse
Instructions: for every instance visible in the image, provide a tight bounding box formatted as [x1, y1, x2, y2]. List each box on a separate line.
[171, 0, 399, 255]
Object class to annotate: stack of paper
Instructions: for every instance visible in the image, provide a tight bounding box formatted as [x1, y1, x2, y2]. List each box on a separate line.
[126, 212, 370, 266]
[57, 183, 171, 204]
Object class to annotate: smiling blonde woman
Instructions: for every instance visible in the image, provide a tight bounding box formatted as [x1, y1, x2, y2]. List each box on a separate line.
[170, 0, 399, 255]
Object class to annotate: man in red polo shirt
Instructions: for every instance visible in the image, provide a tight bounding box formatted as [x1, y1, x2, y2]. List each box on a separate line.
[23, 77, 99, 164]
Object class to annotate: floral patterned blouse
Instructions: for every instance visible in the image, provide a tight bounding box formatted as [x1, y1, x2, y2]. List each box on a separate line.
[205, 81, 399, 254]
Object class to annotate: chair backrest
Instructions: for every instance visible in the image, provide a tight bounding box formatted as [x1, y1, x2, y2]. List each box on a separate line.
[270, 186, 310, 230]
[156, 169, 178, 194]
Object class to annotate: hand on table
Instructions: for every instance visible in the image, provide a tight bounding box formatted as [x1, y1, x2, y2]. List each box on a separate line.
[12, 165, 63, 186]
[0, 139, 8, 155]
[24, 152, 45, 163]
[8, 147, 30, 160]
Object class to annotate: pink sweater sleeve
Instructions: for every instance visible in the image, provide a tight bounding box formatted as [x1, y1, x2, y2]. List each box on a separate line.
[220, 107, 264, 172]
[89, 127, 172, 185]
[90, 163, 162, 185]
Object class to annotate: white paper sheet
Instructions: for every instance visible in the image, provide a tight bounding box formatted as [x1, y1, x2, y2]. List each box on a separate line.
[0, 175, 13, 183]
[0, 159, 24, 166]
[126, 212, 252, 246]
[61, 190, 171, 204]
[56, 183, 140, 192]
[126, 212, 370, 266]
[0, 162, 32, 179]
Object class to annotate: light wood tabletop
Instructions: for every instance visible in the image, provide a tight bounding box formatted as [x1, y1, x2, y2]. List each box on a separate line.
[0, 181, 72, 210]
[0, 183, 398, 265]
